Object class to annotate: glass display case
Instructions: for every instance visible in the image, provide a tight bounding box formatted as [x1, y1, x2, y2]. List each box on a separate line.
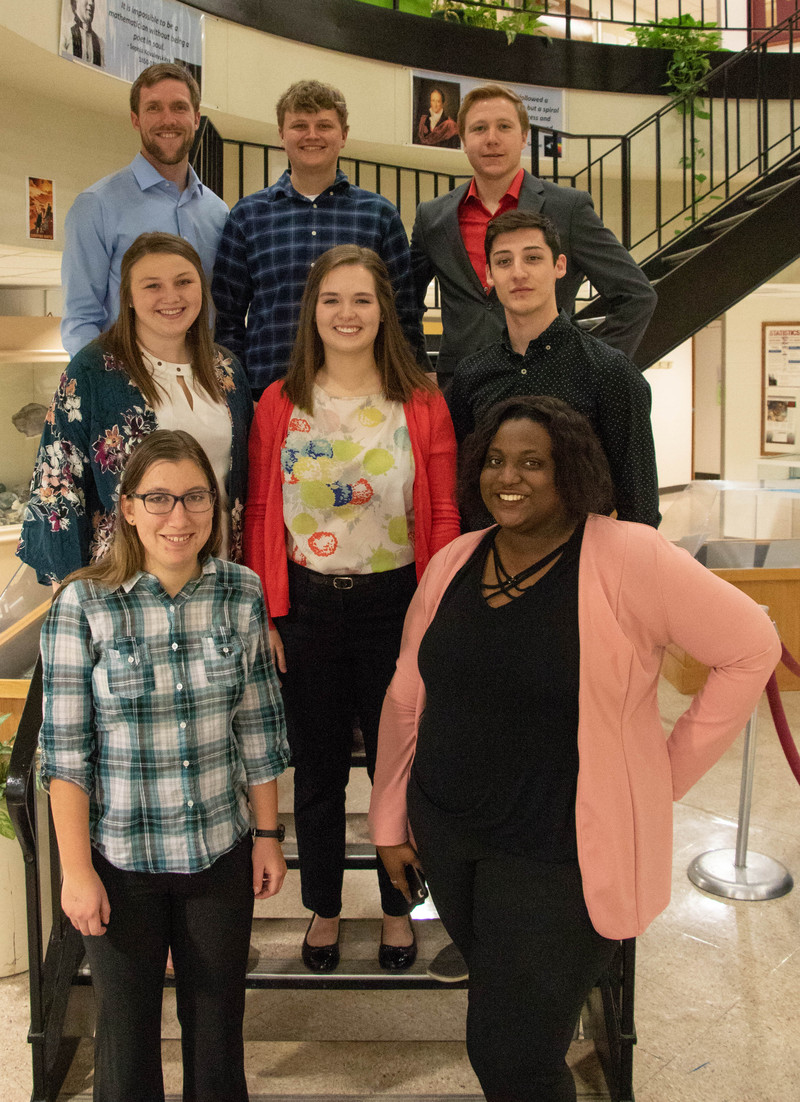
[0, 317, 66, 592]
[660, 480, 800, 692]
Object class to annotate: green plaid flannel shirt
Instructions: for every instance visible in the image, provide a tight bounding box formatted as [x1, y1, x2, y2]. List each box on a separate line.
[40, 559, 289, 873]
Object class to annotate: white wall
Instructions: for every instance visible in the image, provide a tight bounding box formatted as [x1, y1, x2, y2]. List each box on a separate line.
[644, 339, 694, 488]
[693, 319, 723, 476]
[722, 285, 800, 481]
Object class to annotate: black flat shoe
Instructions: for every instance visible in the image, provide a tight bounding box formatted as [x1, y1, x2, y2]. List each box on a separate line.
[379, 918, 417, 971]
[301, 914, 340, 973]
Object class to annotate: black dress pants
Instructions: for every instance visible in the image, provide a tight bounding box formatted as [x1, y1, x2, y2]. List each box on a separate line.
[275, 562, 416, 919]
[83, 837, 253, 1102]
[408, 777, 617, 1102]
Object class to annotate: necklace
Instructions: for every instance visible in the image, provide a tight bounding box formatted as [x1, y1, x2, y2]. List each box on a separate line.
[481, 530, 572, 600]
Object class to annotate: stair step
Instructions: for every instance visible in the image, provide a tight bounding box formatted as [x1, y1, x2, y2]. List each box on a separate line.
[746, 176, 797, 204]
[662, 242, 708, 268]
[58, 1038, 608, 1100]
[278, 811, 378, 869]
[72, 917, 459, 992]
[705, 208, 755, 237]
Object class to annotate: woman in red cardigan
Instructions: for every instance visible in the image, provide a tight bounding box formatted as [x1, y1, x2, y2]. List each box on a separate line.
[244, 244, 459, 972]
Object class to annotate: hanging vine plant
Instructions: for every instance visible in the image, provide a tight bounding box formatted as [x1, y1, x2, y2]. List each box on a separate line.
[630, 14, 723, 118]
[630, 15, 724, 228]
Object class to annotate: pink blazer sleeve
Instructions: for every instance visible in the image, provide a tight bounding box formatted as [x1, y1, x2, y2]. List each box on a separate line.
[652, 536, 781, 799]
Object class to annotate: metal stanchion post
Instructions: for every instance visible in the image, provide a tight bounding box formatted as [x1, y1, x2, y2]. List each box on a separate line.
[688, 701, 793, 901]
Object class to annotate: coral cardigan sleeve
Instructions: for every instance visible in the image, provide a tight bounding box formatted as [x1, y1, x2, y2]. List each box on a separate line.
[652, 536, 781, 799]
[422, 390, 460, 557]
[243, 382, 292, 620]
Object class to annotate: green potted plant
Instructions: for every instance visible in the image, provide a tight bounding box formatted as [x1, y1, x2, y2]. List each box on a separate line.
[430, 0, 548, 45]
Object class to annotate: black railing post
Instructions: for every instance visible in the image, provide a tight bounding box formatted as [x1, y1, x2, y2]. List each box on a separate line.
[620, 135, 632, 249]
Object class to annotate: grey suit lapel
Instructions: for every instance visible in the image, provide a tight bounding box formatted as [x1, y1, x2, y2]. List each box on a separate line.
[517, 170, 546, 213]
[428, 182, 487, 296]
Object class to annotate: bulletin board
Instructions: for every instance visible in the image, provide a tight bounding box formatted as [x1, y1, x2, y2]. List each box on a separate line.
[762, 322, 800, 455]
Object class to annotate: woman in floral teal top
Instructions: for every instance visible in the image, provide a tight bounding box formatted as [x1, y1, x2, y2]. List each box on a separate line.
[18, 232, 252, 585]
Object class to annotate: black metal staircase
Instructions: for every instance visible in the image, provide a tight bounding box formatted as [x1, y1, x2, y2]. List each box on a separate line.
[8, 668, 635, 1100]
[191, 8, 800, 373]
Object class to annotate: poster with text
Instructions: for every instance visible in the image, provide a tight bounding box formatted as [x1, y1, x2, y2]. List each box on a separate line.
[28, 178, 55, 241]
[60, 0, 202, 88]
[410, 70, 564, 156]
[762, 323, 800, 454]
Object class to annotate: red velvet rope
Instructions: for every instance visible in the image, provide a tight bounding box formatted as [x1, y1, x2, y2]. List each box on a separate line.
[766, 644, 800, 786]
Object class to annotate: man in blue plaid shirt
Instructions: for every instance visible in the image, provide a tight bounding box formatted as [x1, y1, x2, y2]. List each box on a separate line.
[212, 79, 425, 399]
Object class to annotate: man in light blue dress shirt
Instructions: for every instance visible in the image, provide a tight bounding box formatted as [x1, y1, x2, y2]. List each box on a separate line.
[61, 62, 228, 357]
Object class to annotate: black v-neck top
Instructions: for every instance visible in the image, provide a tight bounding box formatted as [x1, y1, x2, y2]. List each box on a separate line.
[412, 523, 583, 860]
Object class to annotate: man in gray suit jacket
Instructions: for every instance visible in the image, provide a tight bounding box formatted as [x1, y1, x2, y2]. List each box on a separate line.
[411, 84, 656, 386]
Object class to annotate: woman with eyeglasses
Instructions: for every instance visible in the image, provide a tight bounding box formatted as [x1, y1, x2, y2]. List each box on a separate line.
[40, 429, 289, 1102]
[18, 231, 252, 587]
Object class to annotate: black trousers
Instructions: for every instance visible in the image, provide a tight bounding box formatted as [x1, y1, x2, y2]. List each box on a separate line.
[408, 778, 617, 1102]
[83, 837, 254, 1102]
[275, 562, 416, 919]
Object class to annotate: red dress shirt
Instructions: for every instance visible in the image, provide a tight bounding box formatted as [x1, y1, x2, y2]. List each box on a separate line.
[457, 168, 525, 291]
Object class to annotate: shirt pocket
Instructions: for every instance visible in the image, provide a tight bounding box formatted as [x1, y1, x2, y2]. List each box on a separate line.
[202, 629, 245, 686]
[107, 637, 155, 698]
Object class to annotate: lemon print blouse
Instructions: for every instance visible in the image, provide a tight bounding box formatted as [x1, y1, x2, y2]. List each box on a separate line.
[282, 387, 416, 574]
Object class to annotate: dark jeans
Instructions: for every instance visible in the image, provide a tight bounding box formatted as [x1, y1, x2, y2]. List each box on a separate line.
[275, 562, 417, 919]
[408, 777, 617, 1102]
[83, 837, 254, 1102]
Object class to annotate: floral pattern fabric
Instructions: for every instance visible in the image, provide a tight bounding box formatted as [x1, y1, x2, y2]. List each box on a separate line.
[17, 341, 252, 584]
[282, 387, 415, 575]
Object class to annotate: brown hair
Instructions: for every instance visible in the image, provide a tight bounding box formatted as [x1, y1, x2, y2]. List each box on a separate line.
[282, 245, 435, 413]
[130, 63, 200, 114]
[62, 430, 222, 592]
[276, 80, 348, 132]
[99, 232, 222, 410]
[485, 210, 563, 265]
[458, 396, 615, 524]
[457, 84, 530, 140]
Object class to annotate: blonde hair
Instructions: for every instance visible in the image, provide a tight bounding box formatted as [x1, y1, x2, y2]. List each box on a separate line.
[457, 84, 530, 139]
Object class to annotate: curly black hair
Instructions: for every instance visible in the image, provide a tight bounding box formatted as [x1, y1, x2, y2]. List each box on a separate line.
[458, 395, 616, 525]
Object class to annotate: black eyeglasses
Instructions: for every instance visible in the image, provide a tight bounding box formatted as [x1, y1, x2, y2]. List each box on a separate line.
[128, 490, 215, 515]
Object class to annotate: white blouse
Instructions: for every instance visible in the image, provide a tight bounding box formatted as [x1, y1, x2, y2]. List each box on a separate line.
[141, 349, 232, 557]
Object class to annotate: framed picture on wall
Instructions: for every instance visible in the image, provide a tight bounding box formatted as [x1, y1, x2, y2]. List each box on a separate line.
[762, 322, 800, 454]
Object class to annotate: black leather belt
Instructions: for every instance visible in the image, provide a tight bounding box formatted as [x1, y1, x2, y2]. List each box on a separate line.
[288, 561, 414, 590]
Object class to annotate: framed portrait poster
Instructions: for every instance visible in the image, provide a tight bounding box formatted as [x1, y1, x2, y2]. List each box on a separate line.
[28, 178, 55, 241]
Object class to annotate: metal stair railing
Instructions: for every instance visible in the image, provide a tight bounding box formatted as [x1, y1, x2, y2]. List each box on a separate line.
[9, 664, 637, 1101]
[381, 0, 793, 40]
[192, 7, 800, 285]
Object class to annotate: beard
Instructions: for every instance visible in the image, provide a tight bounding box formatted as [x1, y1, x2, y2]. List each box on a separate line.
[140, 128, 195, 167]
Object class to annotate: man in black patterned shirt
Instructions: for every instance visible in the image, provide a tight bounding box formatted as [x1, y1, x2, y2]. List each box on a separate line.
[449, 210, 660, 528]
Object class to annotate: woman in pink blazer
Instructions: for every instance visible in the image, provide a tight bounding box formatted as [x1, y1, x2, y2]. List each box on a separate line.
[369, 396, 779, 1102]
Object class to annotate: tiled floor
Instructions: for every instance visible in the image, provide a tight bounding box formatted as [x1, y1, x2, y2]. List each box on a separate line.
[3, 676, 799, 1101]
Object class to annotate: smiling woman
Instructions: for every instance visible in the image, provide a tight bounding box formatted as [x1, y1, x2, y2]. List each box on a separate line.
[370, 395, 780, 1102]
[39, 429, 289, 1101]
[17, 232, 253, 587]
[244, 244, 460, 974]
